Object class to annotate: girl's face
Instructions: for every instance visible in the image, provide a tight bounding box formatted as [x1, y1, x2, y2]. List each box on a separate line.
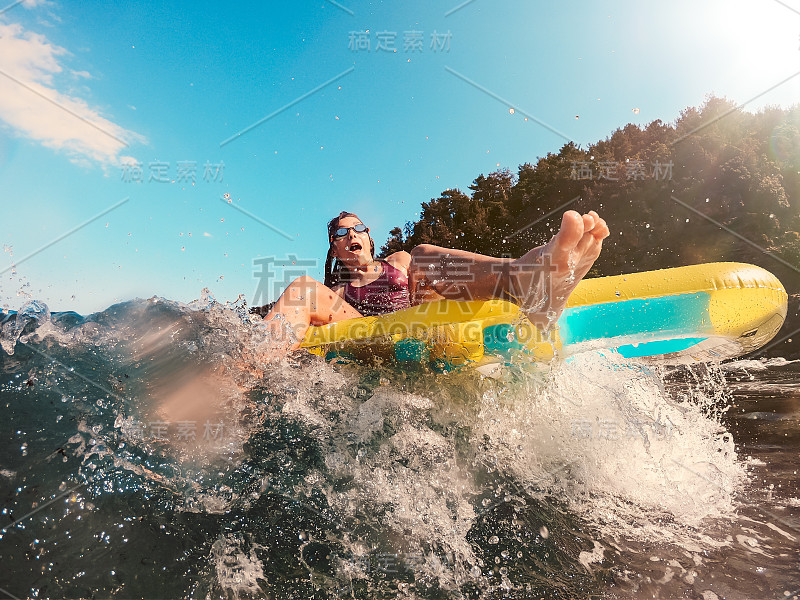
[331, 215, 371, 265]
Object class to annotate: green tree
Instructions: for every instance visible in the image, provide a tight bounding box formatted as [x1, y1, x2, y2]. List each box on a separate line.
[382, 96, 800, 293]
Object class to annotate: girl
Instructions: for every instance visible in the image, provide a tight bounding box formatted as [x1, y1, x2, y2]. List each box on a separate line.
[257, 209, 609, 352]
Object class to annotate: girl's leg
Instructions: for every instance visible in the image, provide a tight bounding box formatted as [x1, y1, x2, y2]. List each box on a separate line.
[261, 276, 362, 351]
[408, 211, 609, 329]
[408, 246, 513, 302]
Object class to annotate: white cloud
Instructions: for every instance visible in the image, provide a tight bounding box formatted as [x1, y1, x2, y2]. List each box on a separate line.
[0, 22, 145, 166]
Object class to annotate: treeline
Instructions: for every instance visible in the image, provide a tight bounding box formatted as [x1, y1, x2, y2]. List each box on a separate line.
[379, 97, 800, 297]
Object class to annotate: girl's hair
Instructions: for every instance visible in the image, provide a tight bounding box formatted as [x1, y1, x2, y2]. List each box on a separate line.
[323, 211, 375, 288]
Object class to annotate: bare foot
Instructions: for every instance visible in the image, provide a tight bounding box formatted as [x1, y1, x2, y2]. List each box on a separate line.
[508, 210, 609, 329]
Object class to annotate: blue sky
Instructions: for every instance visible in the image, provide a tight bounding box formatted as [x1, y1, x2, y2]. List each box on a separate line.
[1, 0, 799, 315]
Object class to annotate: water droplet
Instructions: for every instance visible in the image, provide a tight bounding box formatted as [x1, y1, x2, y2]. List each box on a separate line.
[539, 526, 549, 539]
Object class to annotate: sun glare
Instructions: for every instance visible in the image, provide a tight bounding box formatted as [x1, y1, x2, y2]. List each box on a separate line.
[696, 1, 800, 106]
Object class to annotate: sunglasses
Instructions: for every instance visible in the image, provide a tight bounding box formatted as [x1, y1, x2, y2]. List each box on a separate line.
[331, 223, 368, 239]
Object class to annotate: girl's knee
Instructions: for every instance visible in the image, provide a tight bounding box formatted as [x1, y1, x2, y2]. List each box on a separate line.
[289, 275, 321, 287]
[410, 245, 448, 275]
[410, 244, 436, 259]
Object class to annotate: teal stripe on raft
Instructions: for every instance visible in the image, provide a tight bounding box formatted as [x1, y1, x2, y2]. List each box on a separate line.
[560, 293, 711, 344]
[616, 337, 707, 358]
[484, 323, 525, 356]
[395, 338, 428, 362]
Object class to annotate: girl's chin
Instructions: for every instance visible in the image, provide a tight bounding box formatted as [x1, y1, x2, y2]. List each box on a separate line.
[341, 255, 371, 266]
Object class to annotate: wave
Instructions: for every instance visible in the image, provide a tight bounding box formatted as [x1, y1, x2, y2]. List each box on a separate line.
[0, 296, 751, 598]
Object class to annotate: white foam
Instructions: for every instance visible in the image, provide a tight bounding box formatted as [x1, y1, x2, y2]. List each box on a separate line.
[227, 347, 754, 592]
[578, 540, 605, 571]
[210, 534, 267, 597]
[722, 357, 800, 372]
[474, 351, 747, 540]
[68, 302, 754, 591]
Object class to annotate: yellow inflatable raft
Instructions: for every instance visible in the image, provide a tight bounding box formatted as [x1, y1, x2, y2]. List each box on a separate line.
[300, 263, 787, 368]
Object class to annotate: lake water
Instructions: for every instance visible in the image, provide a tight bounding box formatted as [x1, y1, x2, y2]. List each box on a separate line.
[1, 297, 799, 599]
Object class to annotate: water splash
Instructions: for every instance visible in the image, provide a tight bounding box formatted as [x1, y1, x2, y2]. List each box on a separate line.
[0, 297, 763, 598]
[0, 299, 52, 355]
[475, 353, 744, 534]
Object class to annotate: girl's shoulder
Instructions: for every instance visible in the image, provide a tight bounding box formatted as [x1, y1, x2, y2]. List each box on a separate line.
[383, 251, 411, 273]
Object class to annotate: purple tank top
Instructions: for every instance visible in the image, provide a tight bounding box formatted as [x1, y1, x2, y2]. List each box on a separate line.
[343, 261, 411, 316]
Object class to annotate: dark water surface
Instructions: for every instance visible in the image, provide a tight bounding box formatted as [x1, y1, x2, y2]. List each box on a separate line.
[1, 298, 799, 599]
